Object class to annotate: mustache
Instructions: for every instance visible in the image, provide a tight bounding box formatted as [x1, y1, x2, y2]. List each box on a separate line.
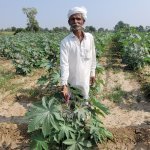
[70, 24, 84, 31]
[71, 24, 82, 27]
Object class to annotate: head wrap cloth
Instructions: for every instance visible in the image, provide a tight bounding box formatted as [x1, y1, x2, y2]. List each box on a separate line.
[68, 6, 87, 20]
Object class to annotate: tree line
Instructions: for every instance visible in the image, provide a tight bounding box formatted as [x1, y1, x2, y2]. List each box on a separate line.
[0, 7, 150, 34]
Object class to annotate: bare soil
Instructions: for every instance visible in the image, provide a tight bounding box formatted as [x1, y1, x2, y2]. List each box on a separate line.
[0, 56, 150, 150]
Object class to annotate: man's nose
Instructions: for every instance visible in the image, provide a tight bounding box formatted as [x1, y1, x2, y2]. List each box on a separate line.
[73, 18, 78, 23]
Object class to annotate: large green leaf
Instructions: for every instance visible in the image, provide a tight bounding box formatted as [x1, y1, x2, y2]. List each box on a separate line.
[74, 106, 90, 121]
[30, 131, 49, 150]
[63, 136, 91, 150]
[26, 96, 63, 136]
[50, 70, 60, 85]
[67, 144, 76, 150]
[91, 98, 109, 115]
[57, 123, 75, 141]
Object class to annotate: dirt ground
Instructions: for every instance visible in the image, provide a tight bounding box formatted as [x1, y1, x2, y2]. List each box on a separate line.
[0, 57, 150, 150]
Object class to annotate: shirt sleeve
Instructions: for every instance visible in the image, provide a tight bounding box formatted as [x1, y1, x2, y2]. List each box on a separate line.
[60, 41, 69, 85]
[90, 35, 96, 77]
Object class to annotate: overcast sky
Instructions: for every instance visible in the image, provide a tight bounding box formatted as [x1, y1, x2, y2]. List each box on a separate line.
[0, 0, 150, 29]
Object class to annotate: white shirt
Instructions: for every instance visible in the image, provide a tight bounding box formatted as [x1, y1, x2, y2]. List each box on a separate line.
[60, 32, 96, 99]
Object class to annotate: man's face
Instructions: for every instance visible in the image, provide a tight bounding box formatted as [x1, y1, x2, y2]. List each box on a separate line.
[68, 13, 85, 31]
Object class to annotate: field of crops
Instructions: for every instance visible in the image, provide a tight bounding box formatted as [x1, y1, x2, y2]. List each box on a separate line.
[0, 30, 149, 75]
[0, 30, 150, 149]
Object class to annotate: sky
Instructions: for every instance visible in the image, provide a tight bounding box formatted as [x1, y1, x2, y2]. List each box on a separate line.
[0, 0, 150, 30]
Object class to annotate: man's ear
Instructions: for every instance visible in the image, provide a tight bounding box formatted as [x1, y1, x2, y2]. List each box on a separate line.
[83, 19, 85, 24]
[68, 19, 71, 25]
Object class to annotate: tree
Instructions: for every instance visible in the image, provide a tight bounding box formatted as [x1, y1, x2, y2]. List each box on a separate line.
[85, 26, 96, 32]
[98, 27, 104, 32]
[114, 21, 129, 31]
[23, 7, 40, 32]
[14, 28, 25, 35]
[11, 26, 17, 32]
[146, 26, 150, 32]
[52, 27, 69, 32]
[61, 27, 69, 32]
[43, 28, 49, 32]
[137, 25, 144, 32]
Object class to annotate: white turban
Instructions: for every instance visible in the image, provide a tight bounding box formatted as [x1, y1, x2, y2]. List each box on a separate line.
[68, 6, 87, 20]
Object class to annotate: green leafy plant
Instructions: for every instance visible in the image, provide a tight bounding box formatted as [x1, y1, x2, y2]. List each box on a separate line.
[25, 81, 112, 150]
[113, 29, 150, 70]
[107, 85, 125, 103]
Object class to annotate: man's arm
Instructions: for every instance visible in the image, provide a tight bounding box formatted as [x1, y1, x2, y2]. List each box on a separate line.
[60, 41, 69, 98]
[90, 35, 96, 85]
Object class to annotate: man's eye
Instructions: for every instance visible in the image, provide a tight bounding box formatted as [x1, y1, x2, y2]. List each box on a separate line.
[71, 18, 81, 21]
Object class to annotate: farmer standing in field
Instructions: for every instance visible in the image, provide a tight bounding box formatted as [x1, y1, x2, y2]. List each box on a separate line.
[60, 6, 96, 101]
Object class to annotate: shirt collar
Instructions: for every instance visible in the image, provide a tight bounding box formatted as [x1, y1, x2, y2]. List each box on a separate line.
[70, 31, 87, 39]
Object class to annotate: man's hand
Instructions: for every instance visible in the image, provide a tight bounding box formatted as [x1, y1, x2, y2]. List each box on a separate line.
[61, 85, 70, 102]
[90, 76, 96, 86]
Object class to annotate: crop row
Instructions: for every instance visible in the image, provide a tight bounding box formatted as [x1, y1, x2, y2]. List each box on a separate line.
[113, 29, 150, 69]
[0, 32, 112, 75]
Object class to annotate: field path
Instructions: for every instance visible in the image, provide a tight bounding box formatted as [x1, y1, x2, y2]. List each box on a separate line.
[98, 49, 150, 149]
[0, 57, 44, 149]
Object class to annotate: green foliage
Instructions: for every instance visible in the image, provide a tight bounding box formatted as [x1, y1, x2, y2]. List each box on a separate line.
[121, 33, 149, 69]
[0, 31, 112, 75]
[85, 26, 97, 32]
[63, 136, 92, 150]
[144, 56, 150, 63]
[26, 97, 62, 136]
[25, 50, 113, 149]
[0, 32, 67, 75]
[113, 28, 150, 70]
[25, 79, 112, 149]
[30, 131, 49, 150]
[114, 21, 129, 32]
[23, 7, 40, 32]
[0, 67, 17, 92]
[107, 85, 125, 103]
[94, 32, 113, 58]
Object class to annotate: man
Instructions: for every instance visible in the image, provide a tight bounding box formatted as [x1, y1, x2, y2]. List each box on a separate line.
[60, 6, 96, 100]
